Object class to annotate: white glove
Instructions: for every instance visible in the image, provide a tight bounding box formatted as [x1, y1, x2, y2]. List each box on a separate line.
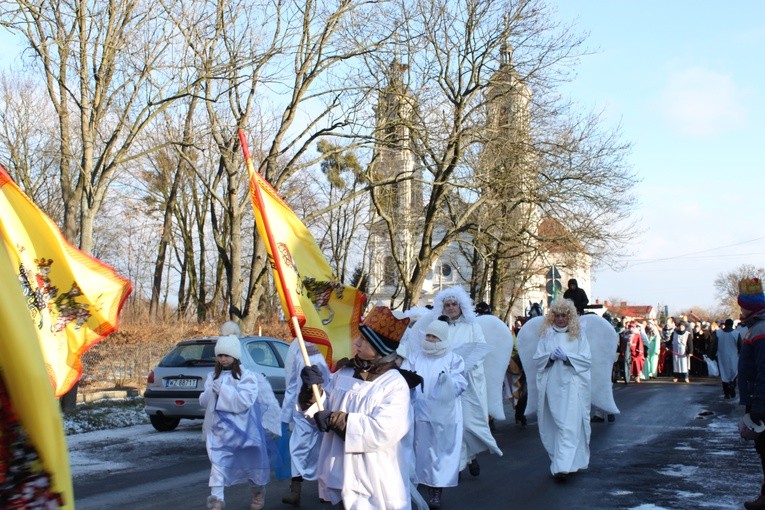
[212, 377, 223, 394]
[553, 347, 568, 362]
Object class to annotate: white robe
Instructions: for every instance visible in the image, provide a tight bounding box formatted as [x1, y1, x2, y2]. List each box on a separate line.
[402, 350, 467, 488]
[446, 318, 503, 467]
[716, 329, 740, 383]
[199, 368, 270, 488]
[281, 341, 331, 479]
[317, 367, 412, 509]
[672, 331, 691, 374]
[533, 327, 591, 475]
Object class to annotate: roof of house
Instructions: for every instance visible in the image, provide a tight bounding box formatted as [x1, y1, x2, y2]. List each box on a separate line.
[538, 218, 585, 254]
[606, 304, 654, 318]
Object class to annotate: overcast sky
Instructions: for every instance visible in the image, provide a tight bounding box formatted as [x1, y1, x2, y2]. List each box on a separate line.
[551, 1, 765, 314]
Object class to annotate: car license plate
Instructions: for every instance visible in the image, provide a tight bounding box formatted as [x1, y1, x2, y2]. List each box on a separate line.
[166, 378, 197, 388]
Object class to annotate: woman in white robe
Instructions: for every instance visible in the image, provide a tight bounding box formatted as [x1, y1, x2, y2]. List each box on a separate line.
[401, 318, 467, 509]
[200, 335, 271, 510]
[279, 339, 331, 506]
[532, 298, 591, 481]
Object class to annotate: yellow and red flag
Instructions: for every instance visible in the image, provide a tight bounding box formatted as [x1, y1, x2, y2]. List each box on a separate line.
[0, 165, 132, 397]
[239, 131, 365, 367]
[0, 238, 73, 509]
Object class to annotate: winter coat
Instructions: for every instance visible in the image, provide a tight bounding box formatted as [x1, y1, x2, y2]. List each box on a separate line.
[739, 311, 765, 420]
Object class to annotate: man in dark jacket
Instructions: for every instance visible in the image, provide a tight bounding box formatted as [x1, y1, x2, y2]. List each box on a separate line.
[738, 277, 765, 510]
[563, 278, 589, 315]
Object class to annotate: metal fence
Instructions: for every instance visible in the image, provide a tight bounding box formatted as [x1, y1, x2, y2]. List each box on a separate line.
[80, 339, 178, 390]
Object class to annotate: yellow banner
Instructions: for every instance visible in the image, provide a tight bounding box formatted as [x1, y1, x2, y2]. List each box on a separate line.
[0, 237, 73, 508]
[0, 166, 132, 397]
[242, 138, 364, 366]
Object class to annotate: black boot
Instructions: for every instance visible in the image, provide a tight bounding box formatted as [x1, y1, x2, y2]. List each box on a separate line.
[281, 477, 302, 507]
[468, 458, 480, 477]
[427, 487, 442, 509]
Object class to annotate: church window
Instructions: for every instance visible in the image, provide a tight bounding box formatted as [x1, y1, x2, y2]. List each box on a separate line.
[383, 256, 396, 286]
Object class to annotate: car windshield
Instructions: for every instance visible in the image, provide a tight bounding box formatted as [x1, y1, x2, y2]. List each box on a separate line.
[159, 342, 216, 367]
[247, 341, 280, 367]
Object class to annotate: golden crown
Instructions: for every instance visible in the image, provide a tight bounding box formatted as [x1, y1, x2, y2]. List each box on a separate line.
[739, 277, 763, 296]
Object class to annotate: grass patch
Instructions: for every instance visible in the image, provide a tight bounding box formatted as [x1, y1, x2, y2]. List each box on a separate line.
[64, 396, 148, 435]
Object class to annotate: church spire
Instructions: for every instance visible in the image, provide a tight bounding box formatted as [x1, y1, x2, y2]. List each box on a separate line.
[500, 12, 513, 67]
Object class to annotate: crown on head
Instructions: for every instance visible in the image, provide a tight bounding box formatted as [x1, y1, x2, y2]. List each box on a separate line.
[739, 277, 763, 296]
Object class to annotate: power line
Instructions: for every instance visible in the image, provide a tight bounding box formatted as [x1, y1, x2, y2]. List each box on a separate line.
[625, 236, 765, 268]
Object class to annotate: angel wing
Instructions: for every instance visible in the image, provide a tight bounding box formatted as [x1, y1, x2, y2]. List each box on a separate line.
[453, 342, 495, 372]
[517, 315, 619, 417]
[581, 314, 620, 415]
[476, 314, 514, 420]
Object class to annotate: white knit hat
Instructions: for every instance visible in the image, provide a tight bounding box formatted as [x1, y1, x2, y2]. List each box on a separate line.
[220, 321, 241, 337]
[215, 335, 241, 360]
[425, 319, 450, 342]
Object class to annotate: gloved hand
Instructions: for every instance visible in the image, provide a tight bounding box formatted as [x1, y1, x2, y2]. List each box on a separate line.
[314, 409, 333, 432]
[553, 347, 568, 362]
[301, 365, 325, 387]
[212, 376, 223, 394]
[437, 371, 449, 385]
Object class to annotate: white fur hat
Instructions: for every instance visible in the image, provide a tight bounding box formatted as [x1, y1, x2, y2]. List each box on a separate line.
[215, 335, 241, 360]
[425, 319, 450, 342]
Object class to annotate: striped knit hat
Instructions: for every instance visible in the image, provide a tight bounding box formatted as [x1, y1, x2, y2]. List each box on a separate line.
[739, 277, 765, 312]
[359, 306, 410, 356]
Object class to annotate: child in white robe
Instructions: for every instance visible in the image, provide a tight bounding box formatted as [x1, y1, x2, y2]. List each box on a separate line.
[402, 317, 467, 509]
[279, 339, 331, 506]
[200, 335, 271, 510]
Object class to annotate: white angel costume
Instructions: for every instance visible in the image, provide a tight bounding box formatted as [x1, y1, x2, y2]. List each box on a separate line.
[316, 367, 413, 509]
[413, 287, 503, 471]
[281, 340, 331, 479]
[517, 315, 619, 419]
[401, 345, 467, 487]
[532, 325, 591, 475]
[199, 368, 272, 490]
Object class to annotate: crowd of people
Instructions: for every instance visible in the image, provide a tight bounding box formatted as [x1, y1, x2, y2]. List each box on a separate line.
[607, 312, 745, 397]
[197, 277, 765, 510]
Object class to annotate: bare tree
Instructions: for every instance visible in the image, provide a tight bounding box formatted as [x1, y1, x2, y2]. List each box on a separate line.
[161, 0, 391, 328]
[0, 0, 194, 251]
[0, 73, 61, 219]
[714, 263, 765, 318]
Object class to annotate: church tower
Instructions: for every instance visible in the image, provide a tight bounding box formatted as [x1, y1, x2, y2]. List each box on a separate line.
[479, 25, 542, 316]
[366, 59, 422, 307]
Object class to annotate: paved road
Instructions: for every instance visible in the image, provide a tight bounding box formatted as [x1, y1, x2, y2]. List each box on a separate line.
[72, 377, 759, 509]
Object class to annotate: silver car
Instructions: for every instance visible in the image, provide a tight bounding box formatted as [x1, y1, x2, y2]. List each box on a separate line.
[143, 336, 289, 431]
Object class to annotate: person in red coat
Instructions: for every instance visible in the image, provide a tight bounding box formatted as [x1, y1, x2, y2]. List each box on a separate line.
[626, 322, 645, 383]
